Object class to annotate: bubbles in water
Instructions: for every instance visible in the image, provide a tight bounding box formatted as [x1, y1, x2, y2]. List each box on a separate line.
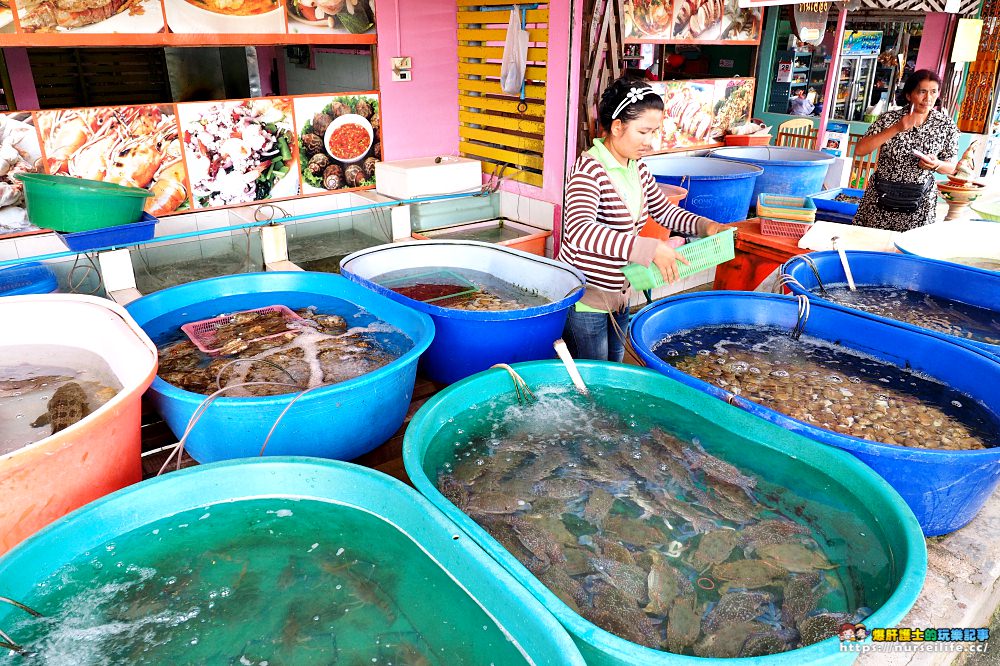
[770, 370, 789, 378]
[952, 400, 963, 408]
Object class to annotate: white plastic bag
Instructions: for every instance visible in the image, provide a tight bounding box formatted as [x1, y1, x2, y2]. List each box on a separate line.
[500, 9, 529, 96]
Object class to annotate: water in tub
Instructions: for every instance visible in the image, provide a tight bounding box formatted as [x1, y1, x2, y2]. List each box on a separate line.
[815, 285, 1000, 346]
[156, 301, 412, 397]
[0, 346, 121, 455]
[655, 325, 999, 451]
[373, 267, 551, 312]
[3, 499, 533, 664]
[433, 385, 885, 657]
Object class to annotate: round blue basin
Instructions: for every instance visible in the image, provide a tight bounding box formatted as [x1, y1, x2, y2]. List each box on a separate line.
[643, 156, 763, 224]
[0, 261, 58, 296]
[126, 271, 434, 463]
[629, 291, 1000, 536]
[782, 251, 1000, 356]
[709, 146, 834, 203]
[340, 240, 585, 384]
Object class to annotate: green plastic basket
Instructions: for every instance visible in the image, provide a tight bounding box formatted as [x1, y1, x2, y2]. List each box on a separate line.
[15, 173, 152, 233]
[621, 228, 735, 291]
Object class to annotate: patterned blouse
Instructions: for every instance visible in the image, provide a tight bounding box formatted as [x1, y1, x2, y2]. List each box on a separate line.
[854, 107, 959, 232]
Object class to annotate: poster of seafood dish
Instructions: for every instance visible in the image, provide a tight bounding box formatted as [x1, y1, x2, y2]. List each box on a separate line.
[12, 0, 164, 33]
[1, 0, 15, 33]
[653, 80, 719, 151]
[294, 93, 380, 194]
[162, 0, 284, 33]
[625, 0, 760, 43]
[35, 104, 189, 217]
[0, 113, 43, 237]
[711, 78, 755, 138]
[286, 0, 373, 35]
[177, 97, 298, 209]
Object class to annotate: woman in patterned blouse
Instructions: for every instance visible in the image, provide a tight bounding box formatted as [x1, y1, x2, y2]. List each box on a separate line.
[558, 76, 728, 362]
[853, 70, 960, 231]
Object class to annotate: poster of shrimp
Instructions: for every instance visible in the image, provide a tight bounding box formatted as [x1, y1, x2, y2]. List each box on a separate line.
[624, 0, 761, 44]
[34, 104, 190, 218]
[0, 112, 44, 237]
[293, 92, 380, 194]
[176, 97, 299, 209]
[653, 80, 720, 151]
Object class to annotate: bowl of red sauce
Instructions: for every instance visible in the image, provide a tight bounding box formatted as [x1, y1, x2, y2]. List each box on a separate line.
[324, 113, 374, 164]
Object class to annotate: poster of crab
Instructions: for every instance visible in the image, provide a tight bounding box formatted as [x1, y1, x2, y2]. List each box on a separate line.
[293, 92, 380, 194]
[34, 105, 189, 218]
[652, 80, 720, 151]
[176, 97, 299, 209]
[0, 112, 44, 237]
[625, 0, 760, 43]
[11, 0, 164, 34]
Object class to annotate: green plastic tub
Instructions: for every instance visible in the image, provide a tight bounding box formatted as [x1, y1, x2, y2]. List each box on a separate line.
[0, 458, 585, 664]
[403, 361, 927, 666]
[15, 173, 152, 232]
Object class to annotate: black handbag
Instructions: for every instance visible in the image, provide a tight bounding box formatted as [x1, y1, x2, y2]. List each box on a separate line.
[871, 173, 930, 213]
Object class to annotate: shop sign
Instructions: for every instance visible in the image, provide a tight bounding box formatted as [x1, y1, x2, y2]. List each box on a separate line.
[793, 2, 831, 44]
[776, 60, 793, 83]
[842, 30, 883, 56]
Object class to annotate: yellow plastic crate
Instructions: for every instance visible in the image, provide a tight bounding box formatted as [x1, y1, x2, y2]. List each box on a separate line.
[756, 193, 817, 223]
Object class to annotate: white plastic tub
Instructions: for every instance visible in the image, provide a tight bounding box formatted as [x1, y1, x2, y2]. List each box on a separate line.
[0, 295, 157, 554]
[895, 220, 1000, 272]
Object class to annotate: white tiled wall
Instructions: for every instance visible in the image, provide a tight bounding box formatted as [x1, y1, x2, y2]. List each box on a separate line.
[499, 190, 556, 231]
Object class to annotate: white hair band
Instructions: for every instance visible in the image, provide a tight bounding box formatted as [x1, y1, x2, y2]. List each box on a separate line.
[612, 86, 655, 120]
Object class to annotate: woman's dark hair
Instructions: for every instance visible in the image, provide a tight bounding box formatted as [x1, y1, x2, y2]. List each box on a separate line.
[902, 69, 942, 98]
[598, 76, 664, 131]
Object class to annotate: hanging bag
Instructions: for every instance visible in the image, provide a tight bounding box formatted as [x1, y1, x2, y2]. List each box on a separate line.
[500, 8, 529, 96]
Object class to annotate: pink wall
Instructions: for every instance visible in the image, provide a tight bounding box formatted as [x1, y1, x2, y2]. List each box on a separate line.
[915, 13, 952, 78]
[374, 0, 459, 161]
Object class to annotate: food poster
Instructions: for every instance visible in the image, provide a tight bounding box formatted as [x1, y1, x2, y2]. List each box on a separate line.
[176, 97, 298, 209]
[711, 78, 754, 138]
[0, 113, 44, 236]
[653, 80, 720, 151]
[294, 93, 380, 194]
[286, 0, 374, 35]
[34, 104, 190, 217]
[11, 0, 164, 33]
[626, 0, 760, 43]
[162, 0, 285, 34]
[1, 0, 15, 32]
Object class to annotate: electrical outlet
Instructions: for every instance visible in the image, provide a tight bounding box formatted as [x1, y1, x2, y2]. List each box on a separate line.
[392, 69, 411, 82]
[391, 56, 412, 82]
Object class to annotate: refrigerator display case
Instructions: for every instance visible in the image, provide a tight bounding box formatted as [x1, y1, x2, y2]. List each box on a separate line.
[834, 55, 877, 122]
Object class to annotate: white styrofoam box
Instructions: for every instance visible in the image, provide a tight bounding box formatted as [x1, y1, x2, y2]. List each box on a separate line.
[823, 156, 852, 191]
[375, 156, 483, 200]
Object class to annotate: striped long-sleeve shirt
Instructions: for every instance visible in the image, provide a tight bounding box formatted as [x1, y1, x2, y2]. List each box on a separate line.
[558, 153, 710, 310]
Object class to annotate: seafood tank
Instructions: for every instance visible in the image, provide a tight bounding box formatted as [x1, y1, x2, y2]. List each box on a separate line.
[655, 325, 999, 451]
[0, 460, 586, 665]
[403, 361, 927, 665]
[131, 230, 264, 294]
[374, 266, 551, 312]
[285, 208, 392, 273]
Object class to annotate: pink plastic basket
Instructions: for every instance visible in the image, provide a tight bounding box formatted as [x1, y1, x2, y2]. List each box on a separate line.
[759, 217, 812, 240]
[181, 305, 304, 355]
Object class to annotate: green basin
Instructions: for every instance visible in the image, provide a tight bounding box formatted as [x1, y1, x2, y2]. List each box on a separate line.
[15, 173, 152, 233]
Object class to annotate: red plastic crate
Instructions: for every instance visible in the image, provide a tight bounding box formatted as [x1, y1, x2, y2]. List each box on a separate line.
[181, 305, 304, 355]
[724, 134, 772, 146]
[759, 217, 812, 240]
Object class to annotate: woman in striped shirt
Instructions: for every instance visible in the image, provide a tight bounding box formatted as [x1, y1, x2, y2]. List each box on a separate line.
[559, 76, 729, 361]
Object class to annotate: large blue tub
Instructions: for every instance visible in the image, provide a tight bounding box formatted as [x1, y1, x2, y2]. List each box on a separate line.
[126, 272, 434, 463]
[643, 155, 762, 224]
[403, 361, 927, 665]
[782, 251, 1000, 356]
[0, 261, 58, 296]
[340, 240, 585, 384]
[0, 458, 586, 664]
[629, 292, 1000, 536]
[709, 146, 834, 203]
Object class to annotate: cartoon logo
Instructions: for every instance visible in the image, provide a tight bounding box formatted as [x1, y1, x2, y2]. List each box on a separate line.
[854, 624, 868, 641]
[840, 623, 857, 642]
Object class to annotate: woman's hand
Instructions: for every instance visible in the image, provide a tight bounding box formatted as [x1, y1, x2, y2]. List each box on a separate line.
[652, 241, 690, 284]
[704, 221, 734, 236]
[918, 155, 940, 171]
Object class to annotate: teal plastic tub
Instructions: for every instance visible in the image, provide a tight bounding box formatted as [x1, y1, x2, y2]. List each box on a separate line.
[403, 361, 927, 666]
[0, 458, 585, 664]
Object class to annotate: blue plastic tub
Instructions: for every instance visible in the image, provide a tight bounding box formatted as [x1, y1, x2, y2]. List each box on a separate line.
[629, 292, 1000, 536]
[340, 240, 585, 384]
[125, 272, 434, 463]
[0, 458, 586, 665]
[643, 156, 763, 224]
[403, 361, 927, 665]
[782, 251, 1000, 356]
[709, 147, 834, 203]
[811, 187, 865, 217]
[57, 211, 157, 252]
[0, 262, 58, 296]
